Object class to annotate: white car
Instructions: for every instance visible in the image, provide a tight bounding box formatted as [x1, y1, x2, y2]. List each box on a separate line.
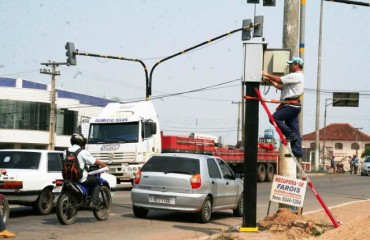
[361, 156, 370, 176]
[0, 149, 116, 215]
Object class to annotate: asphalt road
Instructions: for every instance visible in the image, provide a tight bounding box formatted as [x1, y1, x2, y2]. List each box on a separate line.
[6, 174, 370, 240]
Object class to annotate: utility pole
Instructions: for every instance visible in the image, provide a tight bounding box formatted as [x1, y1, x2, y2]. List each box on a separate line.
[315, 0, 324, 170]
[40, 61, 66, 150]
[281, 0, 300, 178]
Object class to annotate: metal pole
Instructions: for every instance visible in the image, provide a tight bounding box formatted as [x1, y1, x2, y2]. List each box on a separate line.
[324, 0, 370, 7]
[232, 101, 242, 145]
[315, 0, 324, 170]
[242, 82, 259, 229]
[356, 130, 359, 157]
[299, 0, 306, 164]
[323, 98, 328, 162]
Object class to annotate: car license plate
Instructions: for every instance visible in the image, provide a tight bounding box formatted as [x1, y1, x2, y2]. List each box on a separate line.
[149, 195, 175, 205]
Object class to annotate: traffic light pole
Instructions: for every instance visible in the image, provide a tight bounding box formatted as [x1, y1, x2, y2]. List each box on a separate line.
[66, 25, 255, 100]
[74, 51, 150, 100]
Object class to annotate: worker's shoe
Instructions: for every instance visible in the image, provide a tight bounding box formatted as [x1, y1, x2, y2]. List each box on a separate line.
[0, 229, 16, 238]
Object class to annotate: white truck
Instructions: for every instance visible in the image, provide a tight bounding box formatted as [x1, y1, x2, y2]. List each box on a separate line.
[85, 101, 161, 184]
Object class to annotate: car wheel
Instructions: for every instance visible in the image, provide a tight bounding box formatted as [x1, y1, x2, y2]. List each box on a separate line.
[33, 188, 53, 215]
[197, 196, 212, 223]
[133, 206, 149, 218]
[233, 194, 243, 217]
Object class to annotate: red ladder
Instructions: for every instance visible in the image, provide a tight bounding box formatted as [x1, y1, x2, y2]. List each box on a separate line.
[253, 87, 340, 228]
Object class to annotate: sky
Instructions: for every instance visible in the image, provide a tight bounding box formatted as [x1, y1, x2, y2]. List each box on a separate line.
[1, 0, 370, 145]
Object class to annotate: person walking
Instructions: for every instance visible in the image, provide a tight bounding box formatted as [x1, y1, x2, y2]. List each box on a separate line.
[330, 156, 336, 173]
[262, 57, 304, 158]
[351, 155, 359, 175]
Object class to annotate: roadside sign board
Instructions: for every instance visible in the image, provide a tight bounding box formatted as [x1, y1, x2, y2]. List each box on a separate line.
[270, 175, 307, 207]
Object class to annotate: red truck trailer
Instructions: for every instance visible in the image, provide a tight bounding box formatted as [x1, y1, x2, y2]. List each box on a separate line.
[161, 134, 279, 182]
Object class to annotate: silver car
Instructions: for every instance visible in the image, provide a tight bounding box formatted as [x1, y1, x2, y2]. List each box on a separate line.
[361, 156, 370, 176]
[131, 153, 243, 223]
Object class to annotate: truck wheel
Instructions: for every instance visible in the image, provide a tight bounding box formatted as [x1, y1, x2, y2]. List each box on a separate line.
[257, 164, 266, 182]
[266, 163, 274, 182]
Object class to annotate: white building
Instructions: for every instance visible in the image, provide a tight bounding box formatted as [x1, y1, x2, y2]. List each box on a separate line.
[303, 123, 370, 166]
[0, 77, 113, 150]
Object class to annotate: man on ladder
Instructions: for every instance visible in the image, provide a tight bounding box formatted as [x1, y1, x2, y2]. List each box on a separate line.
[262, 57, 304, 158]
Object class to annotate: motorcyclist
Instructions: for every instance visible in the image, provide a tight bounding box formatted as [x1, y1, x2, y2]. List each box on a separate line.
[64, 132, 107, 209]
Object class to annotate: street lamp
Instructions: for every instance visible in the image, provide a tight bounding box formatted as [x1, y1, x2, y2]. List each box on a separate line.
[323, 98, 342, 166]
[354, 127, 363, 157]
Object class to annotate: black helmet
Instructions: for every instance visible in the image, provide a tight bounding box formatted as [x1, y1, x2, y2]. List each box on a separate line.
[70, 132, 86, 147]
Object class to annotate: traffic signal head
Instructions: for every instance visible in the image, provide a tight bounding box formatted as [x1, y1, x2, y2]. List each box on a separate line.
[263, 0, 276, 6]
[242, 19, 252, 41]
[253, 15, 264, 37]
[247, 0, 260, 3]
[65, 42, 77, 66]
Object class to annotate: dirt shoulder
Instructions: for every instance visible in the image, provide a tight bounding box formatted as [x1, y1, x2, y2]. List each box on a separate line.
[209, 199, 370, 240]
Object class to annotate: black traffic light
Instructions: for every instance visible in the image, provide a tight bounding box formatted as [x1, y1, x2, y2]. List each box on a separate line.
[65, 42, 77, 66]
[242, 19, 252, 41]
[253, 15, 264, 37]
[263, 0, 276, 6]
[247, 0, 260, 3]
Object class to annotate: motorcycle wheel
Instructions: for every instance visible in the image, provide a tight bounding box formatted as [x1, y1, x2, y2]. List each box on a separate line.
[56, 192, 78, 225]
[0, 198, 10, 223]
[93, 185, 112, 221]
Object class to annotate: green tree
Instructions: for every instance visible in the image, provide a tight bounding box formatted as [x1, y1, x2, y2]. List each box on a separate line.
[361, 146, 370, 158]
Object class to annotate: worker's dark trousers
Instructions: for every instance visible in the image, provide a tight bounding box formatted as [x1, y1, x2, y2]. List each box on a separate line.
[272, 105, 302, 157]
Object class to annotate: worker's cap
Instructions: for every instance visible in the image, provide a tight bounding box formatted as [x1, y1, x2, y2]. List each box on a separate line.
[287, 57, 304, 66]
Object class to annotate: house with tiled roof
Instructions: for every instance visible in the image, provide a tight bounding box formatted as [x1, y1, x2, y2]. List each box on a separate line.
[302, 123, 370, 162]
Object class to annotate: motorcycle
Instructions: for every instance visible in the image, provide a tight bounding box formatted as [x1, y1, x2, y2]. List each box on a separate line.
[56, 165, 112, 225]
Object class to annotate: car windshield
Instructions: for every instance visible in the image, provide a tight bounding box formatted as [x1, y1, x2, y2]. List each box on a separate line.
[364, 157, 370, 163]
[141, 156, 200, 175]
[0, 152, 41, 169]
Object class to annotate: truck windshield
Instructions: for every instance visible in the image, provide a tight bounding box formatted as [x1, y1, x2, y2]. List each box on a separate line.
[88, 122, 139, 144]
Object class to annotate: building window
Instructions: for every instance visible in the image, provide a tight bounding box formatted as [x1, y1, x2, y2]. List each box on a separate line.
[56, 109, 78, 135]
[0, 100, 49, 131]
[310, 143, 315, 149]
[351, 143, 359, 150]
[335, 143, 343, 150]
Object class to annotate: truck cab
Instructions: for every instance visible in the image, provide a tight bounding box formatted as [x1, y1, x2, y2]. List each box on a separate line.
[86, 101, 161, 184]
